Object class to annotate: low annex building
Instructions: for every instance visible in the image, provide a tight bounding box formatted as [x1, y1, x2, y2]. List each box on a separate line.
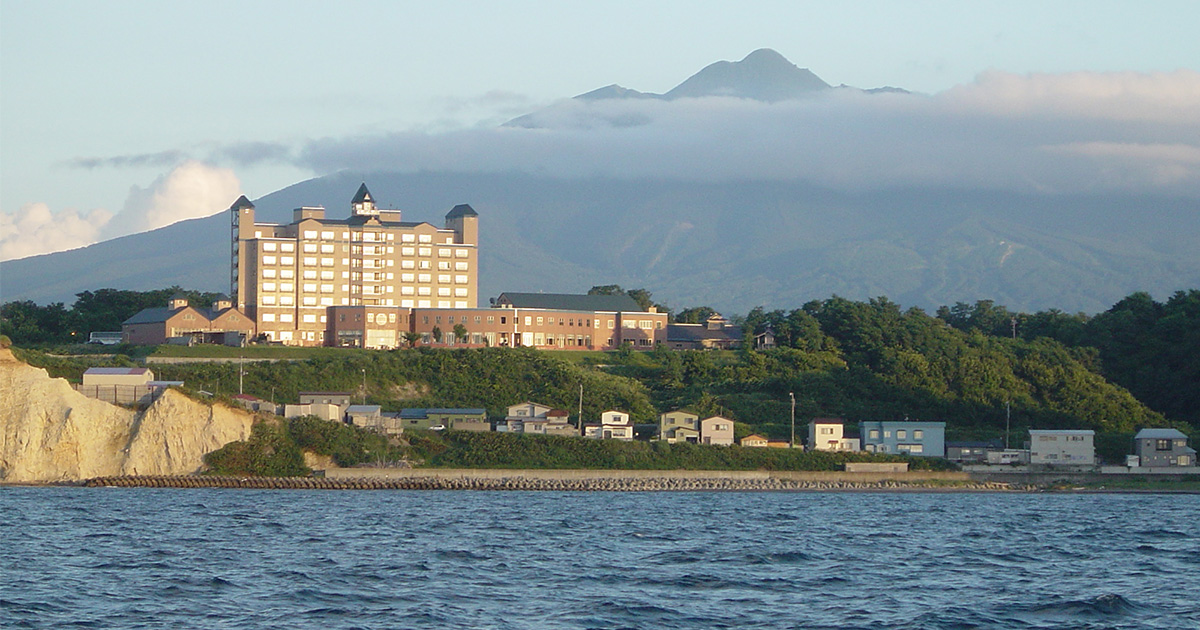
[1029, 429, 1096, 467]
[665, 314, 743, 350]
[122, 294, 255, 346]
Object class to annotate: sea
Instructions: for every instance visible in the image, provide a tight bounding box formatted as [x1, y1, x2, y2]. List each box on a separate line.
[2, 488, 1198, 630]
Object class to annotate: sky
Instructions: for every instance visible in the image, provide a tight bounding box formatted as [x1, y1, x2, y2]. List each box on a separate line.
[1, 0, 1197, 262]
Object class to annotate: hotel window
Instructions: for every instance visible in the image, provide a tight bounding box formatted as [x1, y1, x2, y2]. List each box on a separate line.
[438, 300, 451, 308]
[537, 317, 544, 325]
[488, 316, 495, 323]
[321, 244, 335, 254]
[262, 242, 277, 252]
[302, 257, 316, 266]
[302, 297, 317, 306]
[474, 316, 481, 324]
[302, 314, 317, 323]
[262, 269, 277, 279]
[438, 274, 452, 283]
[455, 262, 469, 271]
[280, 269, 294, 279]
[608, 320, 615, 329]
[438, 261, 451, 271]
[280, 283, 294, 292]
[262, 282, 276, 292]
[367, 313, 375, 323]
[455, 249, 469, 258]
[439, 248, 451, 257]
[321, 284, 334, 293]
[303, 270, 317, 279]
[418, 287, 431, 296]
[419, 260, 431, 270]
[320, 297, 334, 306]
[388, 313, 396, 323]
[401, 233, 415, 242]
[320, 270, 334, 280]
[418, 247, 432, 257]
[281, 256, 294, 265]
[418, 234, 432, 243]
[321, 231, 334, 240]
[261, 296, 276, 305]
[303, 243, 318, 253]
[281, 243, 295, 252]
[455, 275, 469, 284]
[401, 287, 414, 295]
[401, 260, 415, 269]
[525, 316, 532, 326]
[262, 313, 276, 322]
[418, 273, 431, 283]
[262, 255, 277, 265]
[437, 288, 451, 297]
[401, 247, 415, 256]
[279, 313, 294, 323]
[401, 273, 415, 282]
[303, 230, 317, 239]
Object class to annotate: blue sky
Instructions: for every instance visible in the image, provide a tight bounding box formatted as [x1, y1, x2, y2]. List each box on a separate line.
[1, 0, 1197, 261]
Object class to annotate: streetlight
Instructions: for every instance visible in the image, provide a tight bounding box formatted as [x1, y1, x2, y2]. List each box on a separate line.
[361, 368, 366, 405]
[789, 392, 796, 449]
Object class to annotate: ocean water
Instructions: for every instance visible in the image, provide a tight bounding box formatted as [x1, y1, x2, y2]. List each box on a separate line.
[2, 488, 1197, 630]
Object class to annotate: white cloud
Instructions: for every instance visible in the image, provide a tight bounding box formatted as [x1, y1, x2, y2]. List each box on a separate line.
[101, 161, 242, 237]
[2, 161, 241, 262]
[293, 69, 1200, 198]
[0, 202, 113, 261]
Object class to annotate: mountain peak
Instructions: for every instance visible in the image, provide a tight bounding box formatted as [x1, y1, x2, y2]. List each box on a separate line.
[663, 49, 830, 102]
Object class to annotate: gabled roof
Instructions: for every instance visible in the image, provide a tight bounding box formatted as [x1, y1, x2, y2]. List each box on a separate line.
[346, 404, 381, 414]
[230, 195, 255, 211]
[1134, 428, 1189, 440]
[351, 183, 373, 204]
[445, 204, 478, 219]
[666, 323, 743, 342]
[123, 307, 175, 325]
[495, 292, 642, 313]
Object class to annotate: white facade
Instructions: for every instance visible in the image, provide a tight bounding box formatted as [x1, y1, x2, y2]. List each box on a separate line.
[1029, 430, 1095, 467]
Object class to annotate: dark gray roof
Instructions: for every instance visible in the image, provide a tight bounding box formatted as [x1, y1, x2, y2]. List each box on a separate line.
[229, 195, 255, 211]
[123, 307, 174, 325]
[666, 323, 743, 342]
[351, 183, 373, 204]
[401, 408, 487, 419]
[1134, 428, 1189, 440]
[446, 204, 478, 219]
[495, 292, 642, 313]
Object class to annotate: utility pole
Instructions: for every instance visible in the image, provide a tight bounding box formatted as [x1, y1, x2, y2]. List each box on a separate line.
[1011, 316, 1017, 340]
[1005, 401, 1011, 450]
[238, 354, 244, 395]
[789, 392, 796, 449]
[578, 382, 584, 436]
[361, 368, 366, 405]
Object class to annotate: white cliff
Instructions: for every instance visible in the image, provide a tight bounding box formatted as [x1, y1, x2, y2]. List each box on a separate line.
[0, 348, 254, 482]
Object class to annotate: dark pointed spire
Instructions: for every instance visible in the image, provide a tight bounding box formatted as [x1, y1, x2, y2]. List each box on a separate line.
[446, 203, 478, 219]
[230, 195, 254, 210]
[351, 183, 373, 205]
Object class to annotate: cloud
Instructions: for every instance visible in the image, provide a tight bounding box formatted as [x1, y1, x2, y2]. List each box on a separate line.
[68, 150, 187, 170]
[0, 202, 113, 261]
[102, 161, 242, 237]
[288, 69, 1200, 198]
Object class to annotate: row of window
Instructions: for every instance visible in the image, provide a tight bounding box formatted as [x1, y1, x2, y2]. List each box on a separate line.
[867, 429, 926, 440]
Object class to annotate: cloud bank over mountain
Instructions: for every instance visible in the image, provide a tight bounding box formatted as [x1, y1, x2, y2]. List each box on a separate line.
[291, 69, 1200, 198]
[1, 161, 240, 261]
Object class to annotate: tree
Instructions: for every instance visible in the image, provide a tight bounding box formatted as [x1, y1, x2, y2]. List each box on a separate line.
[402, 331, 421, 348]
[431, 326, 443, 343]
[453, 323, 468, 345]
[674, 306, 716, 324]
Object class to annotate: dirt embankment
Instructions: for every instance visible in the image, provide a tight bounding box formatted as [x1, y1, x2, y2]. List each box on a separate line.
[0, 348, 255, 483]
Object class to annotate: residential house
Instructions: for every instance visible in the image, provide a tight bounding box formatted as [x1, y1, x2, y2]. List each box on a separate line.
[665, 313, 743, 350]
[860, 421, 946, 457]
[585, 410, 635, 440]
[740, 434, 770, 447]
[700, 416, 735, 446]
[76, 367, 179, 405]
[946, 440, 1003, 464]
[230, 394, 278, 415]
[523, 408, 577, 437]
[659, 410, 700, 443]
[807, 418, 860, 452]
[501, 401, 555, 433]
[399, 408, 488, 431]
[285, 402, 343, 422]
[346, 404, 383, 428]
[299, 392, 352, 417]
[1133, 428, 1195, 468]
[1029, 429, 1095, 467]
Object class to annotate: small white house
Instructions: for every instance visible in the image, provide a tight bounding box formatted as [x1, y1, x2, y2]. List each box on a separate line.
[585, 410, 634, 441]
[1029, 429, 1095, 467]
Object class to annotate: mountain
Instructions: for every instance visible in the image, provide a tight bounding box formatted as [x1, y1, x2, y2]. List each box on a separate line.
[6, 170, 1198, 315]
[663, 48, 830, 101]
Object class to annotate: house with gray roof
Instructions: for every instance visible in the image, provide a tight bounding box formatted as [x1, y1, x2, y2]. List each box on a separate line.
[1133, 428, 1196, 468]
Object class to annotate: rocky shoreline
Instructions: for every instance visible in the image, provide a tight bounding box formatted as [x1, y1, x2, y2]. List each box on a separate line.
[76, 474, 1037, 492]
